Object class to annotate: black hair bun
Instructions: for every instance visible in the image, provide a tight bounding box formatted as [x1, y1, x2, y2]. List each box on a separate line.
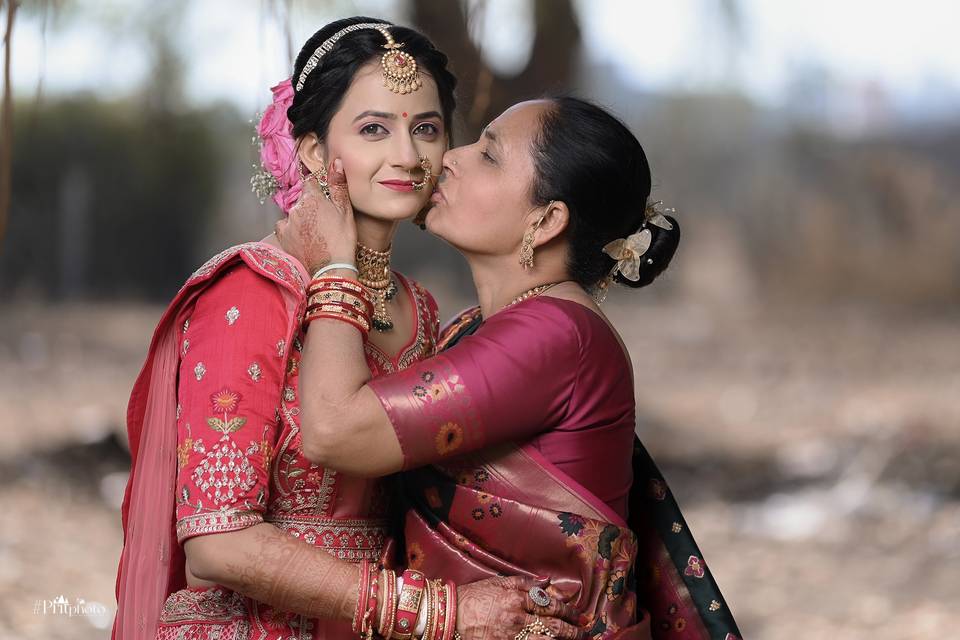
[613, 214, 680, 289]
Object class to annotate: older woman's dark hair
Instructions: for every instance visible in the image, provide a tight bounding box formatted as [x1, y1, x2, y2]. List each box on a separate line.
[530, 96, 679, 289]
[288, 16, 457, 142]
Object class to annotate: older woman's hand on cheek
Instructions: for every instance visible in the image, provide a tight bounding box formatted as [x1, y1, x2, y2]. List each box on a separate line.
[276, 158, 357, 275]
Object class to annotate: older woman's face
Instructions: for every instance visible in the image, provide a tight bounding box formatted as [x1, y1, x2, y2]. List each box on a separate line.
[425, 100, 551, 256]
[323, 60, 446, 221]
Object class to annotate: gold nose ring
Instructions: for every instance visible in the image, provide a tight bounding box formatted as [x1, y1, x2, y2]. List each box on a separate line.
[412, 156, 432, 192]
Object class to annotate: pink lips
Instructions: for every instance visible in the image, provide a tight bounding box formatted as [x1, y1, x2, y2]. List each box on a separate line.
[430, 186, 446, 204]
[379, 180, 416, 192]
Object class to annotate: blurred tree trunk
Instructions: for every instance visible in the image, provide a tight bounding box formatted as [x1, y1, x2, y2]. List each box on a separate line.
[410, 0, 580, 140]
[0, 0, 17, 249]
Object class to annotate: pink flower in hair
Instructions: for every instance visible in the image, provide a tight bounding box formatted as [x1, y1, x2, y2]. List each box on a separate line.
[251, 78, 302, 214]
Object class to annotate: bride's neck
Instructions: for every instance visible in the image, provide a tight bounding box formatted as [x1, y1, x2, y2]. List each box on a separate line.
[355, 211, 397, 252]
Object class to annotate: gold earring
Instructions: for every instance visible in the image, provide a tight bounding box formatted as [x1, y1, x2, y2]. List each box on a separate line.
[519, 216, 546, 269]
[309, 164, 331, 199]
[412, 156, 432, 192]
[519, 229, 536, 269]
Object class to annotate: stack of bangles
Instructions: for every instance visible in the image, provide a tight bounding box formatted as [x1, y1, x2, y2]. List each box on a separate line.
[304, 269, 376, 338]
[353, 561, 459, 640]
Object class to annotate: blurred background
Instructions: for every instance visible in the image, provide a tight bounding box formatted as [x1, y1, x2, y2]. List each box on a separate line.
[1, 0, 958, 638]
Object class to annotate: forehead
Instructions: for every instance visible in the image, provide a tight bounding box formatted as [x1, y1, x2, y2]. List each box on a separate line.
[485, 100, 550, 161]
[336, 60, 442, 117]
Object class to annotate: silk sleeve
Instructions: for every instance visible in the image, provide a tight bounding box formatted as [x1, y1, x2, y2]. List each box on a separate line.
[366, 303, 580, 470]
[174, 266, 288, 543]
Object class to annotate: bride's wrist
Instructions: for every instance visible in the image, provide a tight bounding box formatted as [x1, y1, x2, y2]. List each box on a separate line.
[312, 262, 358, 280]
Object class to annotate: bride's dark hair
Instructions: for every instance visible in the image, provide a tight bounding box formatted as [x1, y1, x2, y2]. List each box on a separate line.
[288, 16, 458, 143]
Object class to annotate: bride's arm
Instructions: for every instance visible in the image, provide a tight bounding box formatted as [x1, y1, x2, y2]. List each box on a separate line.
[297, 305, 405, 475]
[274, 164, 405, 476]
[185, 523, 358, 619]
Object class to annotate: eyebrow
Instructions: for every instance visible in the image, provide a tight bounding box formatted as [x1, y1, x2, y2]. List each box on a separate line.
[483, 128, 501, 148]
[352, 110, 443, 123]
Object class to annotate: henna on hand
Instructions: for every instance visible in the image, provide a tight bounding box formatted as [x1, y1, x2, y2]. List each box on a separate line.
[221, 526, 358, 621]
[277, 169, 356, 274]
[456, 577, 583, 640]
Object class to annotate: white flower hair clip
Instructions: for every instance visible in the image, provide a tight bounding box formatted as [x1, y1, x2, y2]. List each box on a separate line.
[602, 200, 675, 282]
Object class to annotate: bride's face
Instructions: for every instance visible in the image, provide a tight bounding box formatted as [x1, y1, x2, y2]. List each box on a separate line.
[320, 60, 446, 221]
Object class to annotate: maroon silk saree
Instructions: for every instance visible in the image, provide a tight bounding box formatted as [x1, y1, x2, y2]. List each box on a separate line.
[392, 308, 741, 640]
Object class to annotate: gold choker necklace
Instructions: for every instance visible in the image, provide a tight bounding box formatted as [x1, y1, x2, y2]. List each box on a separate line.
[357, 243, 397, 332]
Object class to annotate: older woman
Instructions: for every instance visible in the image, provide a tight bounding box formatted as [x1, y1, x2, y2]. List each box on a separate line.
[277, 97, 741, 640]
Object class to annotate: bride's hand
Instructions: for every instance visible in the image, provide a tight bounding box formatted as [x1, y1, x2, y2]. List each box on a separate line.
[275, 158, 357, 275]
[456, 576, 582, 640]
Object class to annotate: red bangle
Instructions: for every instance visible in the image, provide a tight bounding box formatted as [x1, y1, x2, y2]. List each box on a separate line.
[432, 579, 448, 640]
[305, 301, 371, 318]
[308, 291, 374, 316]
[441, 580, 457, 640]
[308, 277, 369, 298]
[363, 563, 379, 640]
[378, 569, 398, 640]
[304, 311, 370, 337]
[421, 579, 436, 640]
[352, 560, 372, 634]
[393, 569, 426, 640]
[304, 308, 369, 328]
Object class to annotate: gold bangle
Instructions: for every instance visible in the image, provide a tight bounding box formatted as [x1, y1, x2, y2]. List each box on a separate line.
[309, 291, 372, 313]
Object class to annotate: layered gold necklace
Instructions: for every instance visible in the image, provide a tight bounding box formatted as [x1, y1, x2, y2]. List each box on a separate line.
[357, 243, 399, 332]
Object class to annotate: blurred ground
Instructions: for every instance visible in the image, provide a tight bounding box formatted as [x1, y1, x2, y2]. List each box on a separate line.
[1, 294, 958, 639]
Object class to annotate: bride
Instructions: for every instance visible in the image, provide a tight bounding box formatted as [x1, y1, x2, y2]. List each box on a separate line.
[113, 16, 579, 640]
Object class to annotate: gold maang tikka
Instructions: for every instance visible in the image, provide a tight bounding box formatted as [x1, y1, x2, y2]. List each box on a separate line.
[356, 243, 399, 332]
[379, 29, 422, 94]
[294, 23, 423, 95]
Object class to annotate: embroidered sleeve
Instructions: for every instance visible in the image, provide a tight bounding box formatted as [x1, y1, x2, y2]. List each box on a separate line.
[367, 303, 580, 470]
[174, 265, 289, 543]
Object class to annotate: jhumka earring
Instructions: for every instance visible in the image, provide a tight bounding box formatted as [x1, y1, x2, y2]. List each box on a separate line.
[311, 166, 331, 200]
[519, 217, 544, 269]
[305, 163, 331, 200]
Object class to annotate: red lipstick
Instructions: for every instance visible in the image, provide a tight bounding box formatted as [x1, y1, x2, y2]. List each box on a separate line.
[379, 180, 416, 192]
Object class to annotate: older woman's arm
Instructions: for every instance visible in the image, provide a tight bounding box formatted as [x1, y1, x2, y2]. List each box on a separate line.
[296, 296, 580, 476]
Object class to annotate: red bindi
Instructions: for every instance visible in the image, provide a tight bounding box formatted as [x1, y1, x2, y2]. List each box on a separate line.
[402, 112, 408, 119]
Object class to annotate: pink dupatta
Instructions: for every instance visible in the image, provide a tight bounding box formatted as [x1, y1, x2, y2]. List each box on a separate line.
[113, 243, 306, 639]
